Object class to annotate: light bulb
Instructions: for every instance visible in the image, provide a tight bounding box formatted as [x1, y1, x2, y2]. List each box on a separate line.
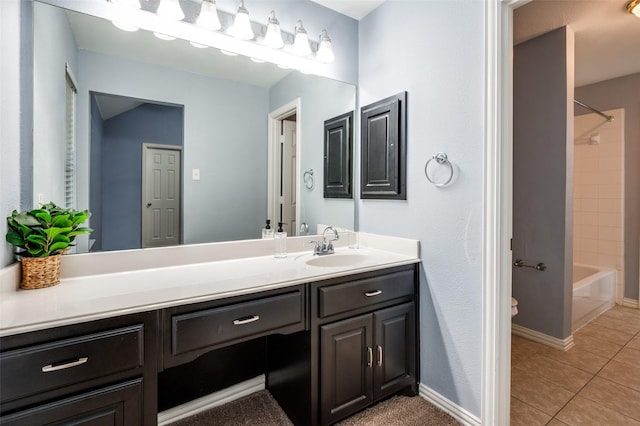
[156, 0, 184, 21]
[154, 32, 176, 41]
[112, 21, 139, 31]
[227, 0, 254, 40]
[292, 20, 311, 57]
[628, 0, 640, 17]
[316, 29, 334, 63]
[196, 0, 221, 31]
[263, 11, 284, 49]
[190, 41, 209, 48]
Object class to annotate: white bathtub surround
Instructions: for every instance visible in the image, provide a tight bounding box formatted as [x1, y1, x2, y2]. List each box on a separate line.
[572, 263, 616, 331]
[573, 108, 625, 303]
[0, 233, 419, 336]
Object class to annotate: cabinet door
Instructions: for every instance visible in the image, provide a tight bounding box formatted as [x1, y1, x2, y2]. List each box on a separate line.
[373, 302, 416, 401]
[0, 379, 143, 426]
[320, 314, 373, 425]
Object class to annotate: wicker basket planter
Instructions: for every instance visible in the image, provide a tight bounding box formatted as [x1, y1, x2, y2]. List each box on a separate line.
[20, 255, 62, 290]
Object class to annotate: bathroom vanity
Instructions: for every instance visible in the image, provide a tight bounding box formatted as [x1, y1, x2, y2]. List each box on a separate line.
[0, 235, 419, 425]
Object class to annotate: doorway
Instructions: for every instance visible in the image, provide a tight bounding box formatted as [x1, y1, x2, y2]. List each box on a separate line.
[89, 92, 184, 251]
[268, 99, 301, 237]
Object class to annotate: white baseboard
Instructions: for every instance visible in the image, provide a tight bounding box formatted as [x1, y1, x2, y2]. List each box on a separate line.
[623, 298, 639, 309]
[418, 383, 481, 426]
[511, 324, 574, 351]
[157, 375, 265, 425]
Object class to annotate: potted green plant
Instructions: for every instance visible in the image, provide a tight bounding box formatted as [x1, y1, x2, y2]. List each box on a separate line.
[5, 202, 92, 289]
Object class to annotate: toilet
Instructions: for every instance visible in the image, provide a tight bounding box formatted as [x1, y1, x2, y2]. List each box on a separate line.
[511, 297, 518, 317]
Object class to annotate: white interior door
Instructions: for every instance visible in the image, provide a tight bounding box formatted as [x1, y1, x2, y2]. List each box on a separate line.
[142, 144, 181, 248]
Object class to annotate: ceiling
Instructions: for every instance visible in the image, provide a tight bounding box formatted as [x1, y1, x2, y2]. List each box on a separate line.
[514, 0, 640, 87]
[309, 0, 385, 20]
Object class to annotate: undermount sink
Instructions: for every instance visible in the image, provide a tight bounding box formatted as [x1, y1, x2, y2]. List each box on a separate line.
[304, 253, 369, 268]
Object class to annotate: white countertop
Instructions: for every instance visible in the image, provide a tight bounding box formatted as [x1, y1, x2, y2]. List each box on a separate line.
[0, 233, 420, 337]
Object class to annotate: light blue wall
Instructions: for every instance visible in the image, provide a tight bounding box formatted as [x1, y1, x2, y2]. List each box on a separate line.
[269, 73, 356, 233]
[358, 1, 485, 416]
[99, 103, 183, 251]
[32, 1, 77, 208]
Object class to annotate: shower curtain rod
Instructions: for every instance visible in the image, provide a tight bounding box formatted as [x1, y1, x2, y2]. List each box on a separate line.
[574, 99, 614, 122]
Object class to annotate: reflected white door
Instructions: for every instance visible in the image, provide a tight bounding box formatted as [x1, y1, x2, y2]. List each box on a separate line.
[281, 119, 297, 235]
[142, 145, 181, 248]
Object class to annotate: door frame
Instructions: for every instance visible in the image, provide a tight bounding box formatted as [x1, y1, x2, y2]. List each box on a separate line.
[482, 0, 530, 423]
[141, 143, 183, 248]
[267, 98, 301, 234]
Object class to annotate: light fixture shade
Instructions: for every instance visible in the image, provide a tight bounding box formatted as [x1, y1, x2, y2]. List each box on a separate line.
[154, 32, 176, 40]
[196, 0, 221, 31]
[111, 0, 140, 9]
[112, 21, 139, 31]
[292, 20, 311, 57]
[156, 0, 184, 21]
[228, 1, 254, 40]
[263, 11, 284, 49]
[316, 29, 334, 63]
[628, 0, 640, 17]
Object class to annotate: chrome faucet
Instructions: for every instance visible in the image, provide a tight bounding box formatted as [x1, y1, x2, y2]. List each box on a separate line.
[310, 226, 340, 255]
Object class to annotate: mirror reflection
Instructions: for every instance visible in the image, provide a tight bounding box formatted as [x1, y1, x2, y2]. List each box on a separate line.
[33, 1, 356, 253]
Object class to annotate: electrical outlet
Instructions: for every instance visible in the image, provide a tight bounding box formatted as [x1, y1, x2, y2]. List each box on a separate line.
[192, 169, 200, 181]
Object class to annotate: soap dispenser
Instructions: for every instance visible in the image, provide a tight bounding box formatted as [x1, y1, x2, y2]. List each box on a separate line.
[262, 219, 274, 239]
[274, 222, 287, 258]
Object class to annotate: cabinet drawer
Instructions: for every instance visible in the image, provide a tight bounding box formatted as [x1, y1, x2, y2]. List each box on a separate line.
[318, 269, 414, 318]
[171, 290, 304, 355]
[0, 325, 144, 404]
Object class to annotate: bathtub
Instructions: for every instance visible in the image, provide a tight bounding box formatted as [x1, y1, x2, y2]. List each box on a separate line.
[572, 263, 616, 332]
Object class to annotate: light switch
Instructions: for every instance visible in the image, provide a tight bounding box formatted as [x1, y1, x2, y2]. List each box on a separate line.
[192, 169, 200, 181]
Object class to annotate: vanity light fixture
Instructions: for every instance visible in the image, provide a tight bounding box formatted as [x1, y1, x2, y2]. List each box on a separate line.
[628, 0, 640, 17]
[263, 11, 284, 49]
[112, 21, 139, 31]
[156, 0, 184, 21]
[227, 0, 254, 40]
[104, 0, 336, 73]
[315, 29, 334, 63]
[292, 20, 312, 57]
[195, 0, 222, 31]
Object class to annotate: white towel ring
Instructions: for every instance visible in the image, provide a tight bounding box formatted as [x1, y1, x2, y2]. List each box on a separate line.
[425, 152, 454, 187]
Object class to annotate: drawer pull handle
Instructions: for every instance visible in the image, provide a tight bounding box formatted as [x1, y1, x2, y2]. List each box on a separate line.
[364, 290, 382, 297]
[367, 347, 373, 368]
[377, 345, 383, 367]
[42, 357, 88, 373]
[233, 315, 260, 325]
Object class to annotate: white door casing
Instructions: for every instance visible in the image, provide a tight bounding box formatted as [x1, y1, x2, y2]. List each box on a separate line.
[142, 144, 182, 248]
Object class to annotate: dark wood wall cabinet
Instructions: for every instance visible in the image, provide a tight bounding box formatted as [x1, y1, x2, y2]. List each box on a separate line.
[360, 92, 407, 200]
[0, 265, 418, 426]
[323, 111, 354, 199]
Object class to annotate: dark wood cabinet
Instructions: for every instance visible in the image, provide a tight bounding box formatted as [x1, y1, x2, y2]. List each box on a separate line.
[360, 92, 407, 200]
[324, 111, 353, 199]
[0, 379, 143, 426]
[1, 265, 417, 426]
[320, 303, 416, 425]
[0, 312, 158, 425]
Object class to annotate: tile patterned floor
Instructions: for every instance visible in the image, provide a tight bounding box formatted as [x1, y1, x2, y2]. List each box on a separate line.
[511, 305, 640, 425]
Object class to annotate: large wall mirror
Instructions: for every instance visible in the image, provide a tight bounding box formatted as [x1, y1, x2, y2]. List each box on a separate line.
[32, 0, 356, 253]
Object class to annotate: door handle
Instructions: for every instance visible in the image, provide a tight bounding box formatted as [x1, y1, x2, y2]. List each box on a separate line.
[146, 202, 152, 208]
[364, 290, 382, 297]
[233, 315, 260, 325]
[377, 345, 383, 367]
[367, 347, 373, 368]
